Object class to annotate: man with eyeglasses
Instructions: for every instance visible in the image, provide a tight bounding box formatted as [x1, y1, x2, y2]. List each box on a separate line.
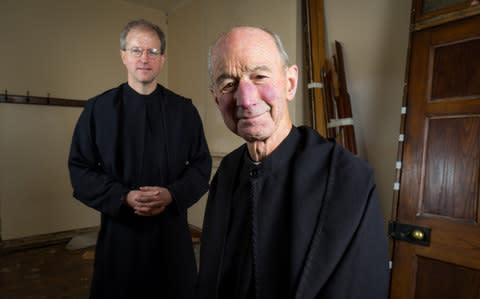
[69, 19, 211, 299]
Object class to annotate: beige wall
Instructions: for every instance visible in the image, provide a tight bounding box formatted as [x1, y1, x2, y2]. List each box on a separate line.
[168, 0, 411, 228]
[0, 0, 166, 239]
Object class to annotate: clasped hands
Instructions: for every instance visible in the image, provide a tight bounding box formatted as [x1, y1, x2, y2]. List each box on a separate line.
[126, 186, 173, 216]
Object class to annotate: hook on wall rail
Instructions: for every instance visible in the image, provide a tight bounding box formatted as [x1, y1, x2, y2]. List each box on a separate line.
[0, 90, 85, 107]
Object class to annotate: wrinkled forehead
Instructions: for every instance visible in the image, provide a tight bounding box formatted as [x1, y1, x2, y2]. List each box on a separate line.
[211, 28, 283, 74]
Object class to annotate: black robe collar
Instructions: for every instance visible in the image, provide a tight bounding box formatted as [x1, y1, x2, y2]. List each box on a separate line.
[209, 126, 334, 297]
[242, 125, 301, 177]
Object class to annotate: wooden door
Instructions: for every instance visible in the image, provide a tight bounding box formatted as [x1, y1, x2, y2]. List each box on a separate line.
[389, 12, 480, 299]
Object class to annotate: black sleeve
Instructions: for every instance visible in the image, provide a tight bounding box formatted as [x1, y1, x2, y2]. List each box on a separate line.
[317, 183, 389, 299]
[68, 99, 130, 217]
[196, 172, 220, 299]
[166, 103, 212, 213]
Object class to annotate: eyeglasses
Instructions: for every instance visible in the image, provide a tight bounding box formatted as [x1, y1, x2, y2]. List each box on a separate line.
[126, 47, 161, 58]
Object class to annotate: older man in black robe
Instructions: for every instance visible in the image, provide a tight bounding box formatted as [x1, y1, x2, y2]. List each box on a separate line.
[69, 19, 211, 299]
[197, 26, 388, 299]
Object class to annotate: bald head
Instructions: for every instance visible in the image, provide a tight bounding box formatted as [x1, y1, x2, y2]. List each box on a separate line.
[208, 26, 290, 86]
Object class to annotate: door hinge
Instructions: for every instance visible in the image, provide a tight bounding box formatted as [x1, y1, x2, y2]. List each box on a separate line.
[388, 221, 431, 246]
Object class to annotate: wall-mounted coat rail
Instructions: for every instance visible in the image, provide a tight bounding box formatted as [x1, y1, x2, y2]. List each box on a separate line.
[1, 90, 85, 107]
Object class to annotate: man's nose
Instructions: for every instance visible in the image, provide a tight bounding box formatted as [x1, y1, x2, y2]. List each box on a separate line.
[140, 50, 149, 62]
[234, 80, 257, 108]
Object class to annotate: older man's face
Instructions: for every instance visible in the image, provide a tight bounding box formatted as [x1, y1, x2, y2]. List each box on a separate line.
[210, 27, 298, 143]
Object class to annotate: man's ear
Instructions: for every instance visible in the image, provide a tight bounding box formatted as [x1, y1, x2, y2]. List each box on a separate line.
[120, 50, 127, 66]
[286, 64, 298, 102]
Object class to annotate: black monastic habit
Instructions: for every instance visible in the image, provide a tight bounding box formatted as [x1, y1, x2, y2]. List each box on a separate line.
[197, 126, 388, 299]
[69, 83, 211, 299]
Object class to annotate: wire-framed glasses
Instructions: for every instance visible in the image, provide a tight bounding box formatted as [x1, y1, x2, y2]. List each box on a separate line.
[126, 47, 161, 58]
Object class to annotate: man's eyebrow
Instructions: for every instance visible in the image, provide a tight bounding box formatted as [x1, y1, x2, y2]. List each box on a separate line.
[215, 73, 233, 86]
[214, 65, 273, 85]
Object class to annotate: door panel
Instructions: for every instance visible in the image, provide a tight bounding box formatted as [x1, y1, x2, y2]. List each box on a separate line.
[429, 37, 480, 101]
[422, 115, 480, 222]
[414, 257, 480, 298]
[390, 14, 480, 299]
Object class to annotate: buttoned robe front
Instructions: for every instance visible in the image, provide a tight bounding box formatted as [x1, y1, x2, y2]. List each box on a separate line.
[69, 84, 211, 299]
[197, 126, 388, 299]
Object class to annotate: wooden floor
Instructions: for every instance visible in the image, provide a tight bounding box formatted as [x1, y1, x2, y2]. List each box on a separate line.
[0, 241, 94, 298]
[0, 229, 201, 298]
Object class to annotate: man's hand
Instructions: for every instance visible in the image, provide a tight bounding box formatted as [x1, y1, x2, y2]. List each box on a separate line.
[125, 186, 173, 216]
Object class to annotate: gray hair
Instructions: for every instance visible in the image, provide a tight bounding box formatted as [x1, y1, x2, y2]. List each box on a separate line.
[207, 26, 291, 84]
[120, 19, 166, 55]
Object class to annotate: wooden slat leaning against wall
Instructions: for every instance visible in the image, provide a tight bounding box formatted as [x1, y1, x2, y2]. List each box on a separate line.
[303, 0, 328, 136]
[303, 0, 358, 154]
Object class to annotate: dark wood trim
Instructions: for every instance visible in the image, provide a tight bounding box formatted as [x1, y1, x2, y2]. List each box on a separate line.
[389, 0, 416, 274]
[1, 93, 85, 107]
[0, 225, 202, 254]
[412, 4, 480, 31]
[414, 0, 474, 23]
[0, 226, 99, 255]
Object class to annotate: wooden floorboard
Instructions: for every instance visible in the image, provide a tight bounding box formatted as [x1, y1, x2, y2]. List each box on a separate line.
[0, 241, 93, 298]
